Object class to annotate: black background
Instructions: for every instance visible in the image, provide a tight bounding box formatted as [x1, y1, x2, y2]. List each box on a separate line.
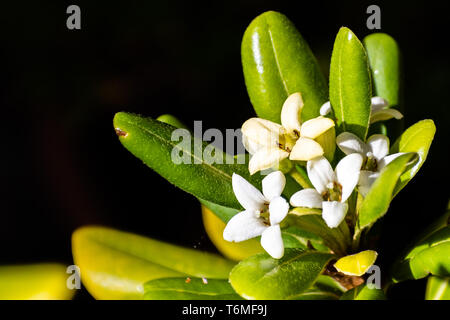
[0, 0, 448, 299]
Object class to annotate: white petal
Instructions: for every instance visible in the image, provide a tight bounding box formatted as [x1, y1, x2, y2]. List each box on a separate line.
[280, 92, 303, 134]
[367, 134, 389, 161]
[260, 225, 284, 259]
[269, 196, 289, 225]
[223, 210, 267, 242]
[299, 116, 335, 139]
[241, 118, 284, 150]
[377, 152, 406, 171]
[370, 108, 404, 124]
[371, 96, 389, 110]
[289, 137, 324, 161]
[322, 201, 348, 229]
[242, 134, 260, 155]
[358, 170, 379, 197]
[232, 173, 266, 211]
[320, 101, 332, 116]
[249, 148, 289, 175]
[335, 153, 363, 202]
[262, 171, 286, 201]
[307, 156, 335, 194]
[336, 132, 366, 156]
[289, 189, 323, 208]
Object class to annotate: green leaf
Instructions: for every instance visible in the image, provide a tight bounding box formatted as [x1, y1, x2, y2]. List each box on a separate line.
[113, 112, 263, 209]
[391, 226, 450, 282]
[0, 264, 75, 300]
[229, 248, 334, 299]
[72, 226, 235, 299]
[143, 277, 242, 300]
[426, 276, 450, 300]
[329, 27, 372, 140]
[241, 11, 327, 123]
[340, 284, 386, 300]
[156, 114, 189, 130]
[199, 198, 239, 223]
[281, 226, 330, 252]
[390, 119, 436, 196]
[363, 33, 402, 110]
[358, 153, 418, 230]
[285, 213, 349, 256]
[364, 33, 403, 140]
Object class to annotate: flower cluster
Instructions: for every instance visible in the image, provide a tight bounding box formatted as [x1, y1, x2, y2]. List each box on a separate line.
[223, 92, 404, 260]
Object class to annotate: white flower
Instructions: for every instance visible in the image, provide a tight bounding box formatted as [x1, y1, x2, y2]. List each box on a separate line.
[242, 92, 335, 174]
[336, 132, 404, 196]
[320, 97, 403, 123]
[223, 171, 289, 259]
[290, 154, 363, 228]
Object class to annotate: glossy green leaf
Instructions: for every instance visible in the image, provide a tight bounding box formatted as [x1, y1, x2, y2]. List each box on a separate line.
[285, 213, 349, 256]
[358, 153, 418, 229]
[363, 33, 402, 109]
[340, 284, 386, 300]
[281, 226, 330, 252]
[0, 263, 75, 300]
[426, 276, 450, 300]
[156, 113, 189, 130]
[199, 198, 239, 223]
[113, 112, 263, 209]
[391, 119, 436, 196]
[364, 33, 403, 139]
[329, 27, 372, 140]
[229, 249, 334, 299]
[72, 226, 235, 299]
[392, 226, 450, 282]
[143, 277, 242, 300]
[295, 274, 347, 300]
[241, 11, 327, 123]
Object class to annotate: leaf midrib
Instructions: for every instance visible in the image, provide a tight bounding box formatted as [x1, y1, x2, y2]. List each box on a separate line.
[122, 117, 233, 182]
[267, 26, 289, 96]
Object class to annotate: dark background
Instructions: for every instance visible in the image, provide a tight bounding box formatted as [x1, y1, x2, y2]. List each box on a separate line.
[0, 1, 448, 299]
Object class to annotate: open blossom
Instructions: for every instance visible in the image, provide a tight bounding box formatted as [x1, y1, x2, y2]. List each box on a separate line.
[223, 171, 289, 259]
[242, 92, 335, 174]
[290, 154, 363, 228]
[336, 132, 404, 196]
[320, 97, 403, 124]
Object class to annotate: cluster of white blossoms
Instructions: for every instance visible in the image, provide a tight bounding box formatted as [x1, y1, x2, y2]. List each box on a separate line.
[223, 92, 404, 259]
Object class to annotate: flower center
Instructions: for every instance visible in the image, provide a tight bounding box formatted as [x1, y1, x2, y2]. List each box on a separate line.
[363, 152, 378, 171]
[257, 203, 271, 226]
[322, 181, 342, 202]
[278, 134, 297, 153]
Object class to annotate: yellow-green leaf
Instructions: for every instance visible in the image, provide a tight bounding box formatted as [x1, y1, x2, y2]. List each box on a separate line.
[334, 250, 378, 276]
[390, 119, 436, 196]
[426, 276, 450, 300]
[72, 226, 235, 299]
[0, 263, 74, 300]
